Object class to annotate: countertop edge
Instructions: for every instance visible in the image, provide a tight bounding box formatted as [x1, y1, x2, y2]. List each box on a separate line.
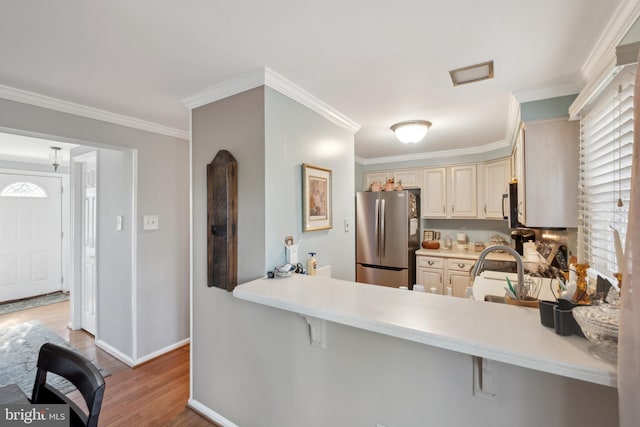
[233, 277, 617, 388]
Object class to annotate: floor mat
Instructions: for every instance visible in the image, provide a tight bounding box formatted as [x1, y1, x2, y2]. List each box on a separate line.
[0, 292, 70, 316]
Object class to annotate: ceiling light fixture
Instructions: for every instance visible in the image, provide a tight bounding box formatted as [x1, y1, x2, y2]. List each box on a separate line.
[49, 146, 62, 171]
[390, 120, 432, 144]
[449, 60, 494, 86]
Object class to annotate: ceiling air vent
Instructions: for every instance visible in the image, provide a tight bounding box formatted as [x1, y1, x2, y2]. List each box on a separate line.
[449, 60, 494, 86]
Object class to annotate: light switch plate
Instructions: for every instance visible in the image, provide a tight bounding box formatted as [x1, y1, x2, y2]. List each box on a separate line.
[143, 215, 159, 230]
[116, 215, 123, 231]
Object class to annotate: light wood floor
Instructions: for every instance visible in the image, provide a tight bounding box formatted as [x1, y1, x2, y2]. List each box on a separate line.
[0, 300, 217, 427]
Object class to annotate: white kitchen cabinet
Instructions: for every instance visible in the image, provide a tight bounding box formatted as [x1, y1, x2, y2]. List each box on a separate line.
[416, 256, 444, 293]
[364, 171, 390, 191]
[392, 169, 422, 188]
[449, 165, 477, 218]
[422, 167, 447, 217]
[520, 118, 579, 227]
[514, 125, 526, 224]
[364, 169, 422, 191]
[445, 258, 474, 297]
[479, 158, 511, 219]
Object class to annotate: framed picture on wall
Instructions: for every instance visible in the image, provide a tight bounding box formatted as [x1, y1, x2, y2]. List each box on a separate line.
[302, 164, 332, 231]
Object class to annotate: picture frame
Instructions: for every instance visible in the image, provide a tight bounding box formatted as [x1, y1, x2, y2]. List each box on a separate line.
[302, 164, 332, 231]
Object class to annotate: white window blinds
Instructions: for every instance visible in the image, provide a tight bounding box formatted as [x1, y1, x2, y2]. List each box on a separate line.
[579, 65, 634, 278]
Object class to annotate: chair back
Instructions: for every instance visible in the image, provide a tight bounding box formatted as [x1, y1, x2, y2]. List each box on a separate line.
[31, 343, 106, 427]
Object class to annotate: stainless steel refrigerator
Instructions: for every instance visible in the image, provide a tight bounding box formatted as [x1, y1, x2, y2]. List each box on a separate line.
[356, 189, 420, 287]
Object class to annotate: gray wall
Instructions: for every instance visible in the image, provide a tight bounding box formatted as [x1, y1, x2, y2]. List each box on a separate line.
[264, 87, 355, 279]
[520, 94, 577, 121]
[0, 98, 189, 361]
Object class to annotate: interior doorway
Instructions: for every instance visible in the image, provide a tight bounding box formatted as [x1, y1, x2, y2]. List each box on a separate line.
[0, 172, 62, 301]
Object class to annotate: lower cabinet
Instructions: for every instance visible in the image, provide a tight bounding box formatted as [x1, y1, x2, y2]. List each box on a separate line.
[445, 258, 474, 297]
[416, 255, 474, 297]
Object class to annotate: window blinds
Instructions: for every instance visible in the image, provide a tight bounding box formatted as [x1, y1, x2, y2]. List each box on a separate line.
[579, 65, 634, 278]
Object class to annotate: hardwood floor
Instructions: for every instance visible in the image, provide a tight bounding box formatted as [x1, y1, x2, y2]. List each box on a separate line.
[0, 301, 217, 426]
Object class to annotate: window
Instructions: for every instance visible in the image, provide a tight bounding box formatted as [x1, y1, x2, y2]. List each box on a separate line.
[0, 182, 47, 198]
[579, 65, 634, 278]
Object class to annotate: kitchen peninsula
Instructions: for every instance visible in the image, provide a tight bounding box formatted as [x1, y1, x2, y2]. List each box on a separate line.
[233, 274, 616, 387]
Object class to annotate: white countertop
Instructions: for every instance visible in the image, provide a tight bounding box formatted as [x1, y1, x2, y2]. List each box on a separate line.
[416, 247, 518, 261]
[233, 274, 617, 387]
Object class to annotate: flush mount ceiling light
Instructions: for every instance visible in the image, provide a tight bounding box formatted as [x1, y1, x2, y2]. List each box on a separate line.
[390, 120, 432, 144]
[449, 60, 494, 86]
[49, 146, 62, 171]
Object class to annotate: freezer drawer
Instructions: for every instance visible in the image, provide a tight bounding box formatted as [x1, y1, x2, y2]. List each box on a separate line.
[356, 264, 409, 288]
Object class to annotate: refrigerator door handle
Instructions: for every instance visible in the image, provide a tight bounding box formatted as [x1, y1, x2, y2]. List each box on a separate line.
[375, 198, 380, 256]
[381, 198, 386, 256]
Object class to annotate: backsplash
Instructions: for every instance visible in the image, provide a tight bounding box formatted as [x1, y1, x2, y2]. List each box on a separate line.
[422, 219, 510, 245]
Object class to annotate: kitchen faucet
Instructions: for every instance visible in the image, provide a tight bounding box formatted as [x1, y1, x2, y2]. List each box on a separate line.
[470, 245, 525, 297]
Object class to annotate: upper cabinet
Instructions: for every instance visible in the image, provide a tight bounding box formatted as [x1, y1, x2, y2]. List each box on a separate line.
[479, 158, 511, 219]
[422, 167, 447, 217]
[519, 118, 579, 228]
[448, 165, 477, 218]
[364, 169, 422, 190]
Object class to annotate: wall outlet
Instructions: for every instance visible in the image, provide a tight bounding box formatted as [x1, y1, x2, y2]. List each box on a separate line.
[143, 215, 159, 230]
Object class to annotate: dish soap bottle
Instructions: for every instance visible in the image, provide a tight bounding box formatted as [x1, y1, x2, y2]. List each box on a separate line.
[307, 252, 317, 276]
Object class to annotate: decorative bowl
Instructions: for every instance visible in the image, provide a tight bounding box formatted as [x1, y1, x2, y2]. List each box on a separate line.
[422, 240, 440, 249]
[572, 304, 619, 361]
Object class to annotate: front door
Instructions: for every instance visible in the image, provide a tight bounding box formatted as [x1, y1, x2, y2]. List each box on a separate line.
[0, 173, 62, 301]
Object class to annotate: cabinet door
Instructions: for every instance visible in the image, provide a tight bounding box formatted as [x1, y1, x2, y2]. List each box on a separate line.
[416, 267, 443, 294]
[422, 168, 447, 218]
[447, 271, 471, 298]
[365, 172, 389, 191]
[449, 165, 477, 217]
[392, 169, 422, 188]
[481, 159, 510, 219]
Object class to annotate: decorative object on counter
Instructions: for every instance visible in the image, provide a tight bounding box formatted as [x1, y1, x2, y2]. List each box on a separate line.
[413, 284, 425, 292]
[573, 304, 619, 362]
[505, 294, 539, 308]
[307, 252, 317, 276]
[422, 240, 440, 249]
[370, 181, 382, 192]
[302, 164, 332, 231]
[474, 242, 485, 252]
[572, 263, 591, 305]
[283, 235, 300, 264]
[390, 120, 432, 144]
[488, 234, 508, 251]
[538, 299, 586, 337]
[456, 232, 467, 244]
[442, 233, 452, 250]
[207, 150, 238, 291]
[422, 230, 440, 241]
[269, 263, 297, 278]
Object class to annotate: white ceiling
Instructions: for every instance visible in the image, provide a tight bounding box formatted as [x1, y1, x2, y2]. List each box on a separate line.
[0, 0, 630, 161]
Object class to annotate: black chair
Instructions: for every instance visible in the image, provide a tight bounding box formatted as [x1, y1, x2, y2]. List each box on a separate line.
[31, 343, 106, 427]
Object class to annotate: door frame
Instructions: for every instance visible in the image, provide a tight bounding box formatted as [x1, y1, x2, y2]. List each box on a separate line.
[0, 168, 70, 298]
[70, 151, 98, 333]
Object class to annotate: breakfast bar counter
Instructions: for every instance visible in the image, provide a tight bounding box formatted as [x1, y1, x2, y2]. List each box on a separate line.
[233, 274, 617, 387]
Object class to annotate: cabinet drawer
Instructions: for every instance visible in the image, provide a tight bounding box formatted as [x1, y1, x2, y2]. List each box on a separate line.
[417, 256, 444, 269]
[446, 258, 474, 272]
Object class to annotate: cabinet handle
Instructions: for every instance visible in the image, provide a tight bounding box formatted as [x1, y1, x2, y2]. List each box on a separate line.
[484, 204, 487, 214]
[458, 263, 465, 269]
[442, 205, 445, 214]
[428, 260, 434, 266]
[451, 205, 455, 214]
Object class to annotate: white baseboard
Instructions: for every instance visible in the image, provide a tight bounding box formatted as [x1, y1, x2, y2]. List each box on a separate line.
[95, 339, 135, 367]
[95, 338, 190, 368]
[188, 398, 239, 427]
[134, 338, 190, 365]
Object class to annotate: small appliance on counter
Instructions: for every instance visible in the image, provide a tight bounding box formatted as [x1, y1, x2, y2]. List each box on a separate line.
[511, 229, 535, 255]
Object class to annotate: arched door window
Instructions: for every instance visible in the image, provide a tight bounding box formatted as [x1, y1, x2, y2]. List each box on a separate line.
[0, 182, 48, 198]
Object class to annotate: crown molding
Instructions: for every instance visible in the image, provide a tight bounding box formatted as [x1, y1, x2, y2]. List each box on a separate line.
[0, 84, 189, 140]
[355, 139, 510, 165]
[182, 67, 361, 134]
[569, 0, 640, 119]
[505, 94, 522, 147]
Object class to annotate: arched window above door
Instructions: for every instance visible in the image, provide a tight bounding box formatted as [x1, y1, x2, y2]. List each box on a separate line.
[0, 182, 48, 198]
